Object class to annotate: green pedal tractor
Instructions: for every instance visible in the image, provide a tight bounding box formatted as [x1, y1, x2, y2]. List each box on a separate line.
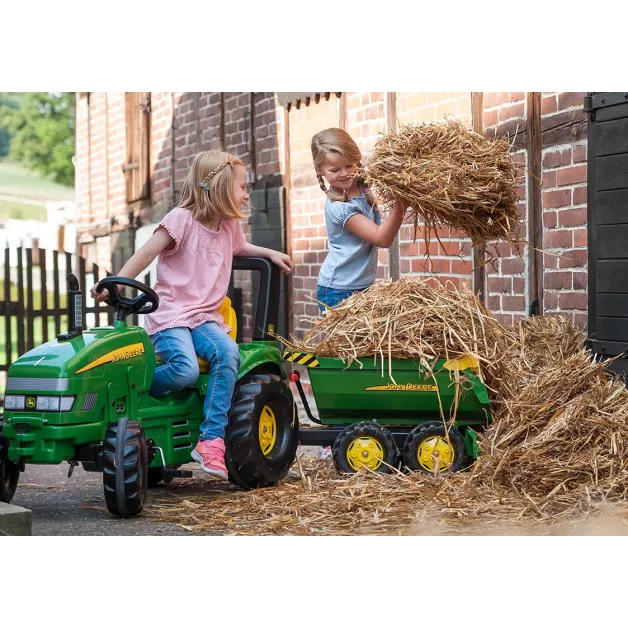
[0, 258, 299, 517]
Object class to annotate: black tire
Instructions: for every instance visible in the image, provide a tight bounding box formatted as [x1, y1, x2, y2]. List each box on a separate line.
[102, 418, 148, 517]
[0, 427, 19, 503]
[402, 422, 467, 474]
[147, 466, 175, 488]
[332, 421, 398, 474]
[226, 372, 298, 490]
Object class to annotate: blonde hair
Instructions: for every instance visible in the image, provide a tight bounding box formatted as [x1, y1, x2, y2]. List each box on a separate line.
[311, 128, 376, 206]
[178, 150, 245, 223]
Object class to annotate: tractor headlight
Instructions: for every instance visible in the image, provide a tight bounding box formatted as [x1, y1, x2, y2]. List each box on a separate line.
[4, 395, 75, 412]
[37, 396, 61, 411]
[60, 396, 75, 411]
[4, 395, 25, 410]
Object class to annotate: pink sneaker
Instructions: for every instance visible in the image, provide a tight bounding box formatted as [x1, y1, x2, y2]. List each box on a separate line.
[191, 438, 228, 480]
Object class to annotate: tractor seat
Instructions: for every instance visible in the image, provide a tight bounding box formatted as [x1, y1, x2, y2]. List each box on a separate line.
[155, 297, 237, 375]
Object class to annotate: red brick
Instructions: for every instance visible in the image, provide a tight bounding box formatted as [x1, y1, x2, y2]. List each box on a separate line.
[500, 102, 525, 122]
[573, 145, 587, 163]
[544, 211, 557, 229]
[558, 207, 587, 227]
[484, 109, 499, 128]
[510, 92, 525, 102]
[545, 229, 572, 248]
[502, 258, 525, 274]
[541, 95, 557, 115]
[484, 92, 508, 108]
[495, 313, 514, 325]
[543, 148, 572, 169]
[513, 277, 525, 294]
[543, 170, 557, 188]
[573, 186, 587, 205]
[451, 259, 472, 274]
[400, 242, 419, 257]
[545, 271, 572, 290]
[544, 292, 558, 309]
[543, 189, 571, 209]
[573, 313, 588, 328]
[488, 295, 501, 311]
[573, 272, 587, 290]
[557, 165, 587, 187]
[559, 248, 588, 269]
[558, 92, 587, 111]
[559, 292, 587, 310]
[502, 296, 526, 312]
[488, 276, 512, 293]
[573, 228, 587, 247]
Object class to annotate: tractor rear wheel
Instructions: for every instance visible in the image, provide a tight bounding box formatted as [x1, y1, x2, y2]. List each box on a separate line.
[0, 428, 19, 503]
[402, 422, 467, 474]
[226, 372, 298, 490]
[332, 421, 398, 474]
[102, 418, 149, 517]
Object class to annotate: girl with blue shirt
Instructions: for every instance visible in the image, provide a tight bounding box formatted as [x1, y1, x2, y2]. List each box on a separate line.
[311, 128, 409, 311]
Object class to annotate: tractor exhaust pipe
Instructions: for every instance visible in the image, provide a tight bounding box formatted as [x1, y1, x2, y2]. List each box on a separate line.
[57, 273, 83, 341]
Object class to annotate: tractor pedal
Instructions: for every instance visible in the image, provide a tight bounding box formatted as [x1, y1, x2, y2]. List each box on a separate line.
[162, 468, 193, 478]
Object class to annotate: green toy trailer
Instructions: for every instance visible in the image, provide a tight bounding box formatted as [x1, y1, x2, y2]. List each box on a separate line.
[0, 258, 298, 517]
[284, 351, 492, 475]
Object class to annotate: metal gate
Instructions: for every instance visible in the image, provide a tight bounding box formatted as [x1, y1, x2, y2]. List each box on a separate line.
[585, 92, 628, 374]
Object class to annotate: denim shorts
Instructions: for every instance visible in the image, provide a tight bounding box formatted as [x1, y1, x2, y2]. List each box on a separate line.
[316, 284, 367, 313]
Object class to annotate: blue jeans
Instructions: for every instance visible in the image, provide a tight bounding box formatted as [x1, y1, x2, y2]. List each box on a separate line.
[316, 284, 367, 313]
[149, 322, 240, 441]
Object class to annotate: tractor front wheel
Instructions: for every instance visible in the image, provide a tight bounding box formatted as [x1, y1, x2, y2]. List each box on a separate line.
[0, 429, 19, 503]
[226, 372, 298, 490]
[102, 418, 149, 517]
[332, 421, 398, 474]
[402, 422, 467, 474]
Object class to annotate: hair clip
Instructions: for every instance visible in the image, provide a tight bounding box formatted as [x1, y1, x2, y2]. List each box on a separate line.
[196, 182, 210, 192]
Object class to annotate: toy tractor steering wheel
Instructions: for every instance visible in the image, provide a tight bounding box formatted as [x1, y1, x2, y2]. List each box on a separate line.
[95, 276, 159, 321]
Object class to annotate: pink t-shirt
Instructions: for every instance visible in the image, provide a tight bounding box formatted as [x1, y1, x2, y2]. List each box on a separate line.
[143, 206, 246, 336]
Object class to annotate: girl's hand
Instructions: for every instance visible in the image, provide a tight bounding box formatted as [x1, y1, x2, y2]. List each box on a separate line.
[90, 283, 110, 302]
[270, 251, 294, 274]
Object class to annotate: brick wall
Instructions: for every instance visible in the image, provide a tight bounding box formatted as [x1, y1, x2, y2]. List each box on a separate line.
[540, 92, 588, 327]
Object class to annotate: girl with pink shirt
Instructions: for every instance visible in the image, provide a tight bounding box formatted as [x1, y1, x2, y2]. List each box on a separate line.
[90, 151, 293, 479]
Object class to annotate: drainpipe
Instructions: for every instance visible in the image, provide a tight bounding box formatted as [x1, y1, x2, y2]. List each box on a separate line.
[170, 92, 176, 208]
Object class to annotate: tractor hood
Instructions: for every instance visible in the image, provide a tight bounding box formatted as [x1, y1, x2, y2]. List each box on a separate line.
[6, 324, 155, 394]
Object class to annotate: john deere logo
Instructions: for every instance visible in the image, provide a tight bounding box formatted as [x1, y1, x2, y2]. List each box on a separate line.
[267, 324, 275, 334]
[26, 396, 36, 408]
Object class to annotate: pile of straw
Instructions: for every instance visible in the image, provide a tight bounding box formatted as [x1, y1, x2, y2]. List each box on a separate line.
[141, 281, 628, 534]
[360, 119, 522, 246]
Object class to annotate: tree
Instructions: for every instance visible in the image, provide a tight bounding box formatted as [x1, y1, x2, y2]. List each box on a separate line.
[0, 92, 23, 157]
[1, 92, 75, 186]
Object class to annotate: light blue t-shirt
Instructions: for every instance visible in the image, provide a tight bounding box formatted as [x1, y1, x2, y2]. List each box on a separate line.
[318, 191, 381, 291]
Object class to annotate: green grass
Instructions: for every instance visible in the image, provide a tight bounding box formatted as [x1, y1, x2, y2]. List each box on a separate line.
[0, 198, 47, 221]
[0, 160, 74, 202]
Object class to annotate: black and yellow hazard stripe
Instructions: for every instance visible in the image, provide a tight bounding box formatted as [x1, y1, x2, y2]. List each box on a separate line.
[283, 350, 319, 368]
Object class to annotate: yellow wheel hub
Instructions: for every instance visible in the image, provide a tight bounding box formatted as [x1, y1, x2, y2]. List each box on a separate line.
[346, 437, 384, 471]
[417, 435, 455, 472]
[259, 405, 277, 456]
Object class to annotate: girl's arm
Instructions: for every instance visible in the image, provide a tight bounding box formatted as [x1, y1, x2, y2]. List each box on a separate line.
[235, 242, 294, 274]
[345, 200, 409, 248]
[90, 227, 174, 301]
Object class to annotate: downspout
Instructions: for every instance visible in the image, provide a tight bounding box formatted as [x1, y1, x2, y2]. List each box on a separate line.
[170, 92, 176, 208]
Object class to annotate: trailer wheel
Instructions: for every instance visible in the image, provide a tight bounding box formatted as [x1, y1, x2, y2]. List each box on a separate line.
[226, 372, 298, 490]
[0, 429, 19, 503]
[102, 418, 148, 517]
[332, 421, 398, 474]
[402, 422, 467, 474]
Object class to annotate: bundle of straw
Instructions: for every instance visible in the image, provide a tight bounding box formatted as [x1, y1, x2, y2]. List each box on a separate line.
[360, 119, 522, 247]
